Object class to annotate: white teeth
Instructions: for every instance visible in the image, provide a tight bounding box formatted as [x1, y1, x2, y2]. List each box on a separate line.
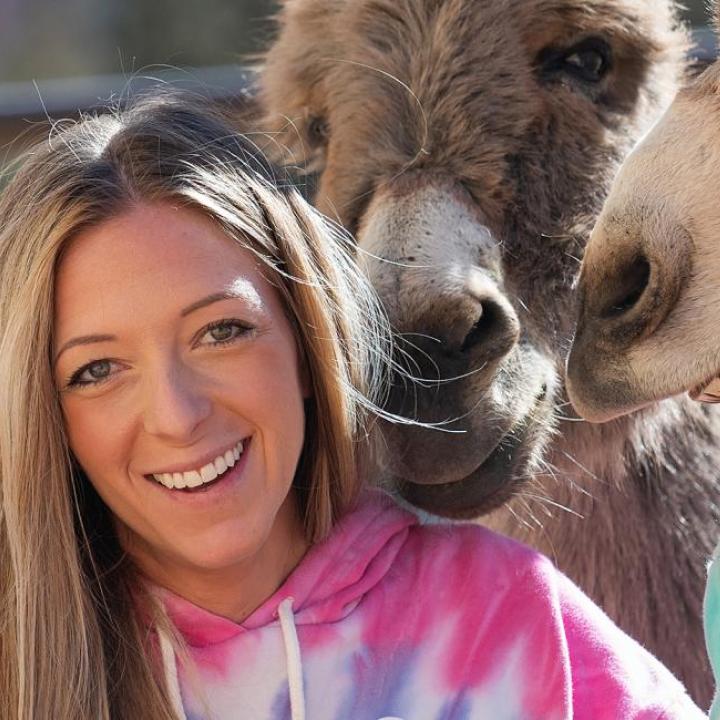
[151, 439, 245, 490]
[200, 463, 218, 483]
[173, 472, 188, 489]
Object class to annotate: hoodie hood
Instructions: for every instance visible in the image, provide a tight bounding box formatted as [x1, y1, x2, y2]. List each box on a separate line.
[150, 489, 703, 720]
[157, 490, 416, 647]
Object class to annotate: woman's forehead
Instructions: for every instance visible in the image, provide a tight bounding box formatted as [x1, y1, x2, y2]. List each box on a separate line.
[59, 202, 247, 273]
[53, 202, 279, 339]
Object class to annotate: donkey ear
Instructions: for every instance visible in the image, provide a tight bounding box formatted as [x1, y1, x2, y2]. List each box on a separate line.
[713, 0, 720, 32]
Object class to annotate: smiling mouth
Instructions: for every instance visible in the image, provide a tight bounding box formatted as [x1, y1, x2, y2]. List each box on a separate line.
[145, 438, 248, 491]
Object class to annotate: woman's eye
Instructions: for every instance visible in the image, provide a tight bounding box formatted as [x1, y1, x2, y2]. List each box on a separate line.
[67, 359, 116, 388]
[198, 319, 251, 347]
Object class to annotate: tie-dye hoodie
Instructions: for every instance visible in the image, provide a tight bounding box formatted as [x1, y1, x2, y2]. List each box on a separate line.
[156, 491, 703, 719]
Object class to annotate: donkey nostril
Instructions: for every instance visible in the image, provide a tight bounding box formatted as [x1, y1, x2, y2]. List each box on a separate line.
[460, 298, 518, 356]
[461, 303, 497, 353]
[601, 255, 651, 318]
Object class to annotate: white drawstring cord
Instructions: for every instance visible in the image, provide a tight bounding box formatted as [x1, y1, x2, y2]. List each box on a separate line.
[158, 599, 306, 720]
[158, 627, 189, 720]
[158, 600, 402, 720]
[278, 597, 306, 720]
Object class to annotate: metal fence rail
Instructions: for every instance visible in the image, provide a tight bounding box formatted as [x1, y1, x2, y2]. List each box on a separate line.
[0, 64, 254, 120]
[0, 29, 716, 121]
[0, 28, 716, 170]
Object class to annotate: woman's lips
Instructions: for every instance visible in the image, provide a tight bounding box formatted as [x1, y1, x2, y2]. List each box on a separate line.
[146, 437, 251, 495]
[149, 438, 246, 489]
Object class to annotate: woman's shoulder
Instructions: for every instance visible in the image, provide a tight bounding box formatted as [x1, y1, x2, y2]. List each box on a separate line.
[382, 499, 703, 717]
[399, 504, 558, 588]
[356, 494, 571, 629]
[310, 491, 702, 717]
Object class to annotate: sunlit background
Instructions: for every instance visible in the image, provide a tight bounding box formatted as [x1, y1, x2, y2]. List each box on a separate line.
[0, 0, 714, 169]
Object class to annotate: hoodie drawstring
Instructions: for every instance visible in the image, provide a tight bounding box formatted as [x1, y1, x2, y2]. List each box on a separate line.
[158, 626, 189, 720]
[278, 597, 306, 720]
[158, 598, 306, 720]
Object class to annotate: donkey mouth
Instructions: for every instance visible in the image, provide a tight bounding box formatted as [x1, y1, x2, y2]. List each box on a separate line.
[689, 375, 720, 404]
[398, 409, 539, 519]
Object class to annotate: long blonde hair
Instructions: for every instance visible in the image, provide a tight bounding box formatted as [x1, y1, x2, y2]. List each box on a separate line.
[0, 95, 395, 719]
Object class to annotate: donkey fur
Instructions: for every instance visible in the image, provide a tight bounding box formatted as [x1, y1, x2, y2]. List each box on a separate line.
[258, 0, 714, 704]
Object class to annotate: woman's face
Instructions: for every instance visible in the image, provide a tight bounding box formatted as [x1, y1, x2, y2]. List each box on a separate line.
[54, 201, 310, 587]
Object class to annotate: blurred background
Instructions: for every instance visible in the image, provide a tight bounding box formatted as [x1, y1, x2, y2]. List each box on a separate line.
[0, 0, 714, 169]
[0, 0, 279, 168]
[0, 0, 275, 82]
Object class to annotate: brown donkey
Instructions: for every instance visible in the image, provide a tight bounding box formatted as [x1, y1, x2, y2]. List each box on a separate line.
[258, 0, 713, 703]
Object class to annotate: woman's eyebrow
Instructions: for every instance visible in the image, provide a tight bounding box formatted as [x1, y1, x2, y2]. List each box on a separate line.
[54, 334, 116, 365]
[180, 287, 261, 317]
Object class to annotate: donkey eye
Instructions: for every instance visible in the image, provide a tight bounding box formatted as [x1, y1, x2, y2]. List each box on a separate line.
[307, 116, 329, 146]
[561, 45, 610, 82]
[538, 37, 612, 85]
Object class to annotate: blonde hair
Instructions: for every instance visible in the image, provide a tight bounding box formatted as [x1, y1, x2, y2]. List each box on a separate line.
[0, 95, 394, 719]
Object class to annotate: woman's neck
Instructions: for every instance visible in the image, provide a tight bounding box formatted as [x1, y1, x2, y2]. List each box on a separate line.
[125, 493, 308, 623]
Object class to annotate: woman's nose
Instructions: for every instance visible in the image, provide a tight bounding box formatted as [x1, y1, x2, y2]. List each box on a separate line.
[141, 362, 213, 442]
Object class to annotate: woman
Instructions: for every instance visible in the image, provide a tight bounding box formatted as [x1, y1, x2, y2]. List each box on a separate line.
[0, 96, 703, 719]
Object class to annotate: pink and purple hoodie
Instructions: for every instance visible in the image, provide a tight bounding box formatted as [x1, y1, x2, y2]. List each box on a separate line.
[156, 491, 703, 719]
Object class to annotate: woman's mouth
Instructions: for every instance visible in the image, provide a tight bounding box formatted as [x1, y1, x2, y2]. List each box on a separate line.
[689, 376, 720, 404]
[146, 438, 247, 492]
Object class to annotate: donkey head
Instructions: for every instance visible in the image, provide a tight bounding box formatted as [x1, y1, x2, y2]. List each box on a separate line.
[567, 4, 720, 421]
[260, 0, 687, 517]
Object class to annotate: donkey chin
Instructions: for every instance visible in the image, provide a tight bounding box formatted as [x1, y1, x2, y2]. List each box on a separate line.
[382, 350, 557, 518]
